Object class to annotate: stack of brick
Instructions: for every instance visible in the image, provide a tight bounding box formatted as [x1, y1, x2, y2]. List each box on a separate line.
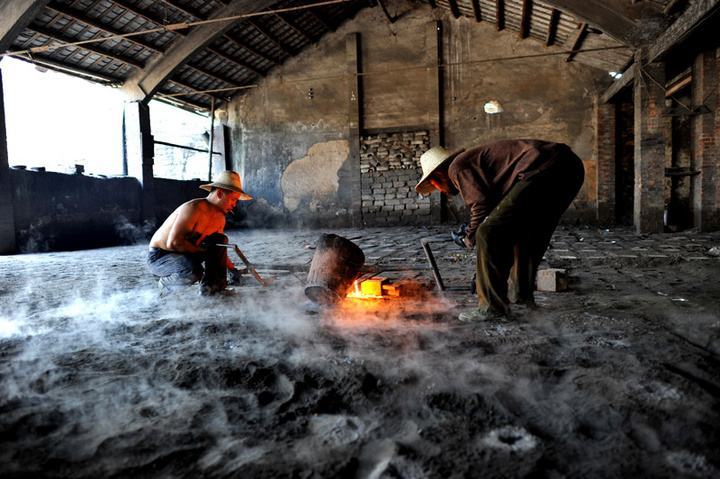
[360, 131, 431, 225]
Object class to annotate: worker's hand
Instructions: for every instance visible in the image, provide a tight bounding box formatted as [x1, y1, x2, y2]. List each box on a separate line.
[462, 235, 474, 250]
[228, 267, 247, 286]
[451, 223, 469, 249]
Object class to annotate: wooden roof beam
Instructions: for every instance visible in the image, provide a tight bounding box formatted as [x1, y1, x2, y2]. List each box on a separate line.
[274, 13, 313, 44]
[649, 0, 720, 62]
[206, 46, 263, 77]
[109, 0, 187, 37]
[538, 0, 638, 46]
[600, 65, 634, 103]
[46, 2, 164, 54]
[122, 0, 276, 102]
[247, 19, 293, 57]
[546, 8, 559, 46]
[222, 32, 279, 65]
[183, 62, 248, 88]
[0, 0, 50, 53]
[566, 23, 588, 63]
[520, 0, 532, 39]
[496, 0, 505, 31]
[26, 23, 144, 68]
[470, 0, 482, 22]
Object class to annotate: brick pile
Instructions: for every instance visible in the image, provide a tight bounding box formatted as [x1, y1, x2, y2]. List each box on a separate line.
[360, 131, 431, 225]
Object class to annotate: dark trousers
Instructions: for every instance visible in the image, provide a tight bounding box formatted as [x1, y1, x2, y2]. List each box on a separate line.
[475, 153, 584, 314]
[147, 233, 229, 292]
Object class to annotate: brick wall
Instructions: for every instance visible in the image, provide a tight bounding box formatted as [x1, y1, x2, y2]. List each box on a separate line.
[360, 131, 431, 225]
[595, 97, 616, 225]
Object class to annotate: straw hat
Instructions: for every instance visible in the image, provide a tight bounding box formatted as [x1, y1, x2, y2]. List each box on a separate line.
[200, 170, 252, 200]
[415, 146, 464, 195]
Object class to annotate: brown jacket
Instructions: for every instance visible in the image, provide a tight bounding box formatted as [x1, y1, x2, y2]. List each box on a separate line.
[448, 139, 572, 238]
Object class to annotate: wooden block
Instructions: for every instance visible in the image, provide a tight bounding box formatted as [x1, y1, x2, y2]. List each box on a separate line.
[536, 268, 568, 292]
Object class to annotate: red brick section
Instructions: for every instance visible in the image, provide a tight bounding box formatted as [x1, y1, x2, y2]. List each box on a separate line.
[692, 47, 719, 231]
[0, 70, 17, 254]
[595, 96, 616, 225]
[633, 50, 666, 234]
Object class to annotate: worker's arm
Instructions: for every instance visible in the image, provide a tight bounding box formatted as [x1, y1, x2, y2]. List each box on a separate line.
[165, 204, 203, 253]
[450, 168, 490, 247]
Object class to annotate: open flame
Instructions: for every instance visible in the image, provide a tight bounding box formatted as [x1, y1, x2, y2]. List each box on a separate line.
[346, 278, 387, 299]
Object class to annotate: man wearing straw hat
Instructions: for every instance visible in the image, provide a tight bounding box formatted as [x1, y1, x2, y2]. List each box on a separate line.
[147, 170, 253, 296]
[415, 140, 584, 321]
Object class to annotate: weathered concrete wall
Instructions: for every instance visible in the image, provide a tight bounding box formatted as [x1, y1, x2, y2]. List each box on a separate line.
[10, 169, 142, 252]
[8, 169, 208, 252]
[227, 1, 607, 226]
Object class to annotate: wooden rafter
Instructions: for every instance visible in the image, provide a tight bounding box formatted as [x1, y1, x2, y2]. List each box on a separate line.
[109, 0, 187, 37]
[496, 0, 505, 31]
[519, 0, 532, 39]
[26, 23, 144, 68]
[546, 8, 559, 46]
[222, 32, 278, 65]
[566, 23, 588, 62]
[274, 13, 312, 44]
[247, 19, 293, 57]
[448, 0, 461, 18]
[207, 45, 262, 76]
[158, 0, 201, 20]
[470, 0, 482, 22]
[183, 62, 246, 88]
[45, 2, 163, 54]
[308, 10, 333, 32]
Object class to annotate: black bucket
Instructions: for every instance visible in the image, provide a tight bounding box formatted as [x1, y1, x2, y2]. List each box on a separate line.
[305, 234, 365, 305]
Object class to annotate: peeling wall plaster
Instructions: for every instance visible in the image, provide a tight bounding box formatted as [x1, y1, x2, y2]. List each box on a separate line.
[281, 140, 349, 212]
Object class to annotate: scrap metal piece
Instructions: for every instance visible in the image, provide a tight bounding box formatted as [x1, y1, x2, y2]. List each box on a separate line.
[217, 243, 269, 287]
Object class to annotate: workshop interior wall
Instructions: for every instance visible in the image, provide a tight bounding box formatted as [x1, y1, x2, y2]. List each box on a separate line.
[227, 2, 607, 227]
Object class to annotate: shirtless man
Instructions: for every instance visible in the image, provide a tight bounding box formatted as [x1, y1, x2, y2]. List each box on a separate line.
[147, 170, 252, 295]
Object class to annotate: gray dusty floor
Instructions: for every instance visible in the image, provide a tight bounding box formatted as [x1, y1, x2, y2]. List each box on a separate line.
[0, 226, 719, 478]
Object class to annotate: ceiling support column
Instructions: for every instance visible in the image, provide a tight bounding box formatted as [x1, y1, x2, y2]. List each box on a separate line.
[0, 70, 17, 254]
[691, 47, 719, 231]
[345, 32, 363, 227]
[426, 20, 444, 223]
[124, 101, 156, 224]
[595, 96, 616, 226]
[633, 49, 667, 234]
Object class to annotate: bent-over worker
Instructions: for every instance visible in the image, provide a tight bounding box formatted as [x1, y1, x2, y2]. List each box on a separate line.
[147, 170, 252, 296]
[415, 139, 584, 321]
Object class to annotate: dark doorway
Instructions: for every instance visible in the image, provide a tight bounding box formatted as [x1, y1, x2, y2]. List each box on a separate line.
[664, 89, 695, 232]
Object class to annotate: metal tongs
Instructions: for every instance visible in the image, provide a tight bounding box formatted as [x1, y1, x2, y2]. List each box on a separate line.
[216, 243, 269, 287]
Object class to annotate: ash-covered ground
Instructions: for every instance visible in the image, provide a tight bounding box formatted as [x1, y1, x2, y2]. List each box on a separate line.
[0, 226, 719, 478]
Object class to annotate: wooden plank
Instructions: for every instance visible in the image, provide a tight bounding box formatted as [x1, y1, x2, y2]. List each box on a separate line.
[222, 33, 278, 65]
[470, 0, 482, 22]
[0, 0, 50, 52]
[649, 0, 720, 62]
[275, 13, 312, 44]
[546, 8, 559, 46]
[566, 23, 588, 62]
[496, 0, 505, 31]
[248, 19, 293, 57]
[26, 23, 145, 68]
[207, 46, 263, 76]
[520, 0, 532, 39]
[122, 0, 276, 101]
[600, 65, 634, 103]
[539, 0, 638, 46]
[448, 0, 461, 18]
[46, 2, 163, 54]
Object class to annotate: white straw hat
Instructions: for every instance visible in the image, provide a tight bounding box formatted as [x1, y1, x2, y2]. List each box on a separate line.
[415, 146, 464, 195]
[200, 170, 252, 200]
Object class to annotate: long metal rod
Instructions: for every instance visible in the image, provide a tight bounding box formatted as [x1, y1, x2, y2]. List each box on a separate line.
[208, 97, 216, 181]
[217, 243, 268, 287]
[153, 140, 221, 155]
[421, 238, 445, 292]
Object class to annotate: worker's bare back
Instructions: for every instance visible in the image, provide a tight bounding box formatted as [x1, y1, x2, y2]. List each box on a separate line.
[149, 199, 226, 253]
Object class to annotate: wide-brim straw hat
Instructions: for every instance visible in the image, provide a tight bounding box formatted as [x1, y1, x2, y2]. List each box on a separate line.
[415, 146, 464, 195]
[200, 170, 253, 200]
